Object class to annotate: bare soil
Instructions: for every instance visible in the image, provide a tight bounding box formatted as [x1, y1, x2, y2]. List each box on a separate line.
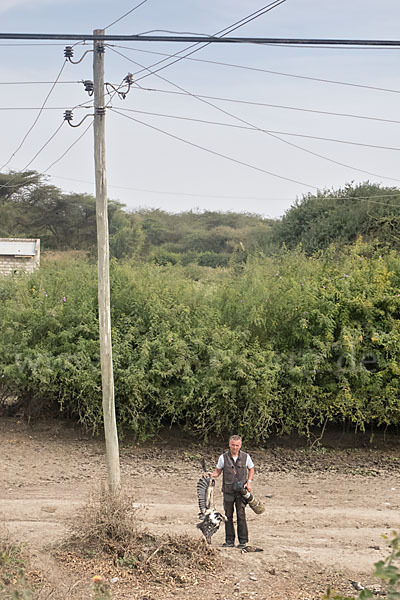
[1, 418, 400, 600]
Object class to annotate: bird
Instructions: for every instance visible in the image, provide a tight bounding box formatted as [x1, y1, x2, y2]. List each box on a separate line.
[349, 580, 365, 591]
[196, 460, 227, 544]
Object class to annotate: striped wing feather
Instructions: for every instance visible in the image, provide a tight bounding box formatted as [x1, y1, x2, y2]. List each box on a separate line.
[197, 476, 215, 515]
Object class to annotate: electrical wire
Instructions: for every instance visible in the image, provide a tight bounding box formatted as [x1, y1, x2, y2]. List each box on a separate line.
[0, 43, 71, 47]
[131, 0, 287, 82]
[113, 44, 400, 95]
[0, 99, 93, 193]
[136, 30, 211, 36]
[1, 119, 94, 194]
[110, 47, 400, 185]
[1, 42, 399, 50]
[45, 173, 400, 208]
[47, 173, 290, 202]
[112, 107, 400, 184]
[132, 85, 400, 126]
[104, 0, 149, 31]
[0, 106, 93, 110]
[42, 120, 93, 173]
[0, 80, 80, 85]
[4, 100, 400, 133]
[0, 59, 68, 171]
[110, 107, 319, 190]
[21, 122, 65, 172]
[114, 107, 400, 152]
[0, 121, 66, 193]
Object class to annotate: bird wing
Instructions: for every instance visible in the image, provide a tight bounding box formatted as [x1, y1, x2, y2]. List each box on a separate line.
[197, 475, 215, 515]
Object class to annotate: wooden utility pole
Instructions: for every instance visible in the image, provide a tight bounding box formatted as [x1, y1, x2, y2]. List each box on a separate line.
[93, 28, 120, 493]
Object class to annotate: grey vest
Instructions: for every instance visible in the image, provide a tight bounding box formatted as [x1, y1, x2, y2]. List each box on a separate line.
[222, 450, 248, 495]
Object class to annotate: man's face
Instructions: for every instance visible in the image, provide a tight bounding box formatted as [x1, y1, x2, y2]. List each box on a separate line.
[229, 438, 242, 455]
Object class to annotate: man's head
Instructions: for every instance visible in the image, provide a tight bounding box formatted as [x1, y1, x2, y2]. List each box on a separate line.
[229, 435, 242, 456]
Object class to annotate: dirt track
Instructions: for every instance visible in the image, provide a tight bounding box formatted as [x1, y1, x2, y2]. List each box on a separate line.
[1, 418, 400, 600]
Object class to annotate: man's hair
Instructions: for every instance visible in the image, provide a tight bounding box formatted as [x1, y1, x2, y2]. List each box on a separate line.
[229, 435, 242, 442]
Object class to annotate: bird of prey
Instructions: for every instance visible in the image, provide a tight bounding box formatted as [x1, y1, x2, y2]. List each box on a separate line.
[196, 460, 226, 544]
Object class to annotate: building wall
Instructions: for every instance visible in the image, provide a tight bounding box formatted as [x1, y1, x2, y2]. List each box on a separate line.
[0, 238, 40, 275]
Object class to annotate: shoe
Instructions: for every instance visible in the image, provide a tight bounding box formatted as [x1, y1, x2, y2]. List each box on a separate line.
[237, 543, 247, 549]
[221, 542, 234, 547]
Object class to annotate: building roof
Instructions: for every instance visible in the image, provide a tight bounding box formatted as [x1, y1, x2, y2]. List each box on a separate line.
[0, 240, 37, 256]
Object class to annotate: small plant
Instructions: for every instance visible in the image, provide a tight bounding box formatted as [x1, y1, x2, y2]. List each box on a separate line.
[0, 528, 32, 600]
[91, 576, 110, 600]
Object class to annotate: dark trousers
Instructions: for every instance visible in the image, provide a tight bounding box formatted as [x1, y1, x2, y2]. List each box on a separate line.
[223, 494, 248, 544]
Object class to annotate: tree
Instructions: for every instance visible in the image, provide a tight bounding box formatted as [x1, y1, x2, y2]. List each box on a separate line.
[273, 182, 400, 253]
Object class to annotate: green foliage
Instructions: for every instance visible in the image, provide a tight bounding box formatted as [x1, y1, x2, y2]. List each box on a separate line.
[2, 239, 400, 440]
[0, 531, 33, 600]
[274, 182, 400, 253]
[0, 171, 126, 252]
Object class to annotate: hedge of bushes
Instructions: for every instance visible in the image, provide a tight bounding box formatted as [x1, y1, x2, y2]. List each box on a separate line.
[1, 241, 400, 440]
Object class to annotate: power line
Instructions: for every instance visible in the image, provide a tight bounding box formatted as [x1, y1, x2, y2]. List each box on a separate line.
[0, 106, 93, 111]
[0, 59, 68, 171]
[48, 173, 290, 202]
[1, 119, 93, 195]
[114, 107, 400, 153]
[42, 120, 93, 173]
[0, 120, 66, 192]
[2, 79, 399, 126]
[115, 45, 400, 95]
[110, 107, 319, 190]
[2, 33, 400, 45]
[132, 1, 290, 82]
[0, 43, 69, 47]
[104, 0, 149, 31]
[3, 102, 400, 154]
[110, 47, 400, 186]
[113, 107, 400, 184]
[45, 173, 400, 208]
[1, 41, 398, 50]
[0, 81, 80, 85]
[21, 122, 65, 171]
[134, 86, 400, 126]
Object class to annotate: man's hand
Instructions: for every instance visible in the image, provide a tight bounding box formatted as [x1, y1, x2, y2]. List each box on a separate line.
[245, 480, 252, 492]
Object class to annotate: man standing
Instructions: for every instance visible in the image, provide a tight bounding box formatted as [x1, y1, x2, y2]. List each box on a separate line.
[209, 435, 254, 548]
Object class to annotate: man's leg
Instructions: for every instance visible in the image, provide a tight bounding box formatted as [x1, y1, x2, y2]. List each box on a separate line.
[223, 495, 235, 545]
[235, 496, 248, 545]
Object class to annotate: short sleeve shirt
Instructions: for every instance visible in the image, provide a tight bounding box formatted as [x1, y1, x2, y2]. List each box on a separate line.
[217, 453, 254, 470]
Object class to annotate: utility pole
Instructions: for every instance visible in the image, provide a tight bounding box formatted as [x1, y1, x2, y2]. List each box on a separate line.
[93, 28, 120, 493]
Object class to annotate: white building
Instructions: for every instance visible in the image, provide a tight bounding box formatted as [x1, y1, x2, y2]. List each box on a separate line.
[0, 238, 40, 275]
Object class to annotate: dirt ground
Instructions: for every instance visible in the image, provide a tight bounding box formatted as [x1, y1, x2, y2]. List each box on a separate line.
[1, 418, 400, 600]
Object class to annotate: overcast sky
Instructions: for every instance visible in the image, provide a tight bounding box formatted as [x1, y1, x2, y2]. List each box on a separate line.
[1, 0, 400, 218]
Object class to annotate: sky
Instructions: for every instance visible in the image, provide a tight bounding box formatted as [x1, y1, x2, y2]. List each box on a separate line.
[1, 0, 400, 219]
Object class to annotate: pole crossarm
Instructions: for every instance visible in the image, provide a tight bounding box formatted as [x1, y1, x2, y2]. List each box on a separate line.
[1, 33, 400, 46]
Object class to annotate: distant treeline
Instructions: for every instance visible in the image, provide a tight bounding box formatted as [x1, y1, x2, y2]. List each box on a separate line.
[2, 171, 400, 262]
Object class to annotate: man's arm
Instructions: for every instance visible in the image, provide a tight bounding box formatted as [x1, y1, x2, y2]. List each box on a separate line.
[246, 467, 254, 492]
[209, 467, 222, 478]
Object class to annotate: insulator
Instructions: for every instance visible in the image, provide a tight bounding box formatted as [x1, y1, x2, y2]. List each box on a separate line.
[64, 46, 74, 59]
[124, 73, 134, 86]
[95, 107, 106, 116]
[83, 80, 94, 94]
[63, 110, 73, 122]
[96, 43, 105, 54]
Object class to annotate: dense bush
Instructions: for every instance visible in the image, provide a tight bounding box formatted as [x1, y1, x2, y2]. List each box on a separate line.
[1, 241, 400, 440]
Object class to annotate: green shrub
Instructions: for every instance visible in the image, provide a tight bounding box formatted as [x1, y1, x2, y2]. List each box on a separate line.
[2, 241, 400, 440]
